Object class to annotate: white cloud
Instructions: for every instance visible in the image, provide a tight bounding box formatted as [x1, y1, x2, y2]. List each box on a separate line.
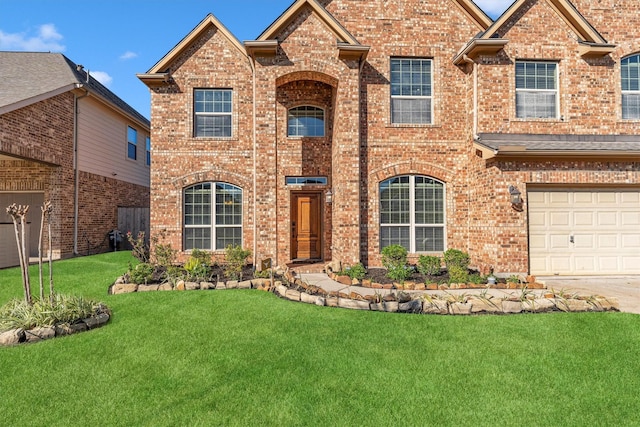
[474, 0, 512, 18]
[0, 23, 65, 51]
[89, 71, 113, 87]
[120, 51, 138, 60]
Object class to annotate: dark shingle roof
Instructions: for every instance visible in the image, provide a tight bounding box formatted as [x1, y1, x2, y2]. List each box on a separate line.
[0, 51, 149, 127]
[477, 133, 640, 153]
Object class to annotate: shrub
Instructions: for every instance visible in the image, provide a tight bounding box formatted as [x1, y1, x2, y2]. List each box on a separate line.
[126, 231, 150, 263]
[128, 262, 155, 284]
[189, 248, 211, 268]
[381, 245, 408, 270]
[344, 263, 366, 280]
[417, 255, 441, 276]
[225, 245, 251, 281]
[448, 265, 469, 284]
[387, 265, 414, 283]
[443, 249, 470, 270]
[183, 257, 208, 282]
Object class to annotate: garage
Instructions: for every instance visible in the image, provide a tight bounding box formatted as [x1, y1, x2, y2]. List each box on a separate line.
[0, 192, 44, 269]
[528, 188, 640, 275]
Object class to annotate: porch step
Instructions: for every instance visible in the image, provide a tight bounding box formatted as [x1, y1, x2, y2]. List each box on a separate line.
[287, 261, 327, 274]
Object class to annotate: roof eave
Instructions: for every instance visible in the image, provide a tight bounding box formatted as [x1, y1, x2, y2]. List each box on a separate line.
[244, 40, 279, 58]
[473, 141, 640, 160]
[578, 43, 617, 58]
[136, 73, 172, 88]
[453, 39, 509, 65]
[337, 43, 370, 61]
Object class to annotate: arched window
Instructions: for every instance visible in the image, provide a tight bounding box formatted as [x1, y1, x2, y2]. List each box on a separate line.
[288, 106, 325, 137]
[622, 54, 640, 119]
[379, 175, 445, 253]
[184, 182, 242, 250]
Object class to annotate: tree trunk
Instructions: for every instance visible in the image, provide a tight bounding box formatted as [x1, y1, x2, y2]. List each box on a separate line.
[20, 212, 31, 304]
[39, 205, 45, 300]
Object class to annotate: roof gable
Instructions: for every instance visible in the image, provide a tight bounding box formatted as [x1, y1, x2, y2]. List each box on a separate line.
[256, 0, 358, 44]
[144, 14, 246, 76]
[454, 0, 614, 63]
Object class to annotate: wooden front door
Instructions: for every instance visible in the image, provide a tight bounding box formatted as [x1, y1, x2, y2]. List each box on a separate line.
[291, 193, 322, 260]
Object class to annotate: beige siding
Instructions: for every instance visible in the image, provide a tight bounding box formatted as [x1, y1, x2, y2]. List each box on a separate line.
[77, 97, 150, 188]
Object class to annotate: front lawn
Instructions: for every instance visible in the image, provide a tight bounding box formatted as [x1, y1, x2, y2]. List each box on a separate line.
[1, 252, 639, 426]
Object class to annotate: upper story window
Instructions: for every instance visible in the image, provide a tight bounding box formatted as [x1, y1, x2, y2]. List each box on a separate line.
[127, 126, 137, 160]
[515, 61, 558, 119]
[145, 136, 151, 166]
[184, 182, 242, 250]
[379, 175, 445, 253]
[288, 106, 325, 137]
[621, 54, 640, 119]
[390, 58, 432, 124]
[194, 89, 232, 137]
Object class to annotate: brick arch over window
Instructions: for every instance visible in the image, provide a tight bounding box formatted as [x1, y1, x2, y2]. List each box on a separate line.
[171, 169, 252, 192]
[369, 160, 454, 185]
[276, 70, 338, 89]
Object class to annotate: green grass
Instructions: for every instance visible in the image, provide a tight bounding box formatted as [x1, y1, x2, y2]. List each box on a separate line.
[1, 252, 639, 426]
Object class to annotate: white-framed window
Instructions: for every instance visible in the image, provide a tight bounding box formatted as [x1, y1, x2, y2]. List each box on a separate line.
[379, 175, 445, 253]
[194, 89, 232, 137]
[145, 136, 151, 166]
[515, 61, 558, 119]
[390, 58, 432, 124]
[288, 106, 325, 137]
[127, 126, 137, 160]
[622, 54, 640, 119]
[184, 182, 242, 250]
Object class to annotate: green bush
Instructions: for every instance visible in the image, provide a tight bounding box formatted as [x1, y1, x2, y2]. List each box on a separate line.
[189, 248, 212, 268]
[448, 265, 469, 284]
[225, 245, 251, 281]
[381, 245, 408, 270]
[128, 262, 154, 284]
[443, 249, 470, 270]
[183, 257, 208, 282]
[417, 255, 441, 276]
[387, 265, 413, 283]
[344, 263, 366, 280]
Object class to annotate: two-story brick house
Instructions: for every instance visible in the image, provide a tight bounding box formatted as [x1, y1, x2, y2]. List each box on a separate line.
[139, 0, 640, 276]
[1, 52, 150, 268]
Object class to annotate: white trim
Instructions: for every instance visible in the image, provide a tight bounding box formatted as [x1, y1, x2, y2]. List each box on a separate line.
[390, 58, 434, 125]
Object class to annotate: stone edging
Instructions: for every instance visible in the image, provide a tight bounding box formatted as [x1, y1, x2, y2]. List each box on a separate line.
[108, 276, 620, 315]
[0, 313, 110, 347]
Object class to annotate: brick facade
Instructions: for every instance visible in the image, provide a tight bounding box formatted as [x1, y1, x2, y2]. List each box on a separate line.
[143, 0, 640, 274]
[1, 90, 149, 261]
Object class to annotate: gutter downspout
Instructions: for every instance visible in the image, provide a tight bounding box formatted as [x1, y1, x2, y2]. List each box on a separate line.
[249, 54, 257, 269]
[73, 85, 90, 255]
[462, 55, 477, 262]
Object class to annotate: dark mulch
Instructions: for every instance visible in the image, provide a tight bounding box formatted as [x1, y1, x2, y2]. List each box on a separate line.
[365, 267, 451, 285]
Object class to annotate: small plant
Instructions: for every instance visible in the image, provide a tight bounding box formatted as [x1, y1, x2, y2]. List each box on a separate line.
[468, 273, 487, 284]
[507, 274, 521, 284]
[448, 265, 469, 284]
[253, 269, 272, 279]
[183, 257, 208, 282]
[189, 248, 211, 268]
[151, 230, 177, 268]
[387, 264, 413, 283]
[381, 245, 412, 282]
[127, 231, 150, 263]
[343, 263, 366, 280]
[417, 255, 441, 276]
[163, 265, 185, 286]
[443, 249, 470, 271]
[225, 244, 251, 281]
[128, 262, 154, 284]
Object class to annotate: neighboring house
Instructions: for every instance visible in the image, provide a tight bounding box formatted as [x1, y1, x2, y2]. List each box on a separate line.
[0, 51, 150, 268]
[138, 0, 640, 276]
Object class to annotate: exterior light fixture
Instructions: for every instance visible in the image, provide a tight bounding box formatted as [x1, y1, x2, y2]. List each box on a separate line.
[325, 189, 332, 204]
[508, 185, 523, 211]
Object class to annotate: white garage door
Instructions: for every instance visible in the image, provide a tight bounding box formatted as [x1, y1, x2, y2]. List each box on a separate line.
[528, 189, 640, 275]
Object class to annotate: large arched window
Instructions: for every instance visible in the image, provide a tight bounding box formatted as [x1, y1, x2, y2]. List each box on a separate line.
[184, 182, 242, 250]
[379, 175, 445, 253]
[288, 106, 325, 137]
[622, 54, 640, 119]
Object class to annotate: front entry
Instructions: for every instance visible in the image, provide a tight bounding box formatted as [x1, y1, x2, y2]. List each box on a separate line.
[291, 192, 322, 260]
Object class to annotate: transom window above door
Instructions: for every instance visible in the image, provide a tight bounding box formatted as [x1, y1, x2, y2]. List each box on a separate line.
[288, 106, 325, 137]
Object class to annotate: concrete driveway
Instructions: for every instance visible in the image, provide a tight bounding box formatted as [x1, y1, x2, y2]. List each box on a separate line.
[537, 276, 640, 314]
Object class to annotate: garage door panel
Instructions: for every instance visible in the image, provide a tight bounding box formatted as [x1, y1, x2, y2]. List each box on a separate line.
[529, 189, 640, 275]
[549, 212, 570, 227]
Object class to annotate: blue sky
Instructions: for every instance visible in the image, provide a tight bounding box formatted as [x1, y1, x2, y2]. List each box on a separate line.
[0, 0, 511, 120]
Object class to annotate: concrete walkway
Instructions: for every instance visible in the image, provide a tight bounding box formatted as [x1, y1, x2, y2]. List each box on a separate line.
[299, 273, 640, 314]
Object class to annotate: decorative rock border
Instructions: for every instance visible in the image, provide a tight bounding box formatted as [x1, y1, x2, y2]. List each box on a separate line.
[108, 275, 620, 315]
[0, 313, 111, 347]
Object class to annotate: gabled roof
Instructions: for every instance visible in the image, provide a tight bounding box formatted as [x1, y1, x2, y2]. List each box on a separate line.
[0, 51, 149, 127]
[454, 0, 615, 64]
[452, 0, 493, 30]
[138, 14, 246, 84]
[247, 0, 369, 61]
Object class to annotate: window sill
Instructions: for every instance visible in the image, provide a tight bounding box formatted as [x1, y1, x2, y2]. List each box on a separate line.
[512, 117, 562, 122]
[386, 123, 441, 129]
